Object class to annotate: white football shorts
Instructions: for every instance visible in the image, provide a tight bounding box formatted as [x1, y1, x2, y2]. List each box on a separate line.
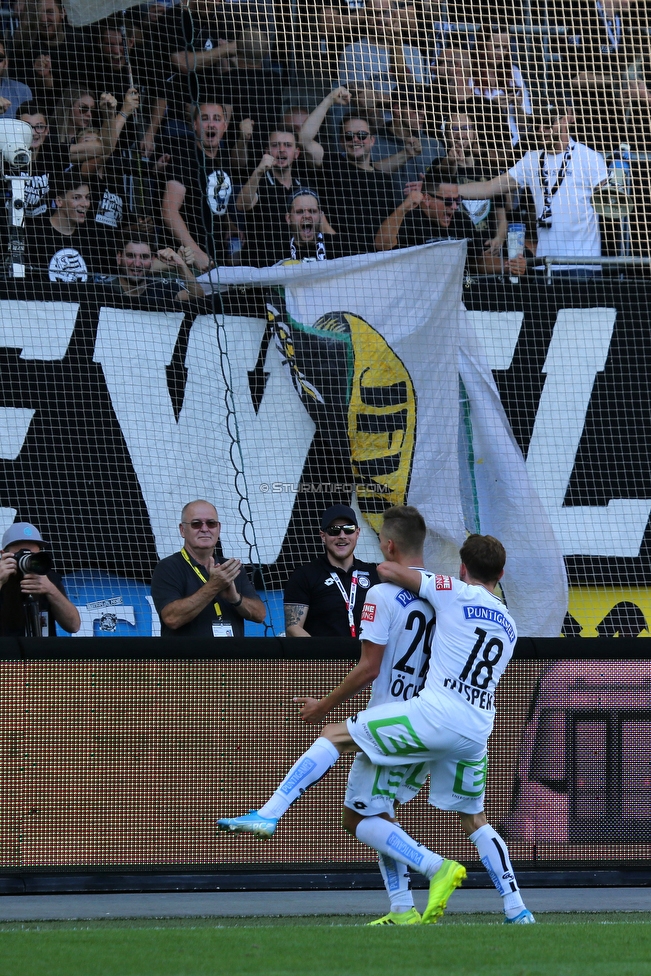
[343, 752, 429, 817]
[346, 697, 488, 813]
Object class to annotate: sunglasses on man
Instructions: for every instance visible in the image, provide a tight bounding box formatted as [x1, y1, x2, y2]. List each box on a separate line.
[434, 194, 461, 208]
[324, 523, 357, 536]
[344, 130, 370, 142]
[182, 519, 220, 529]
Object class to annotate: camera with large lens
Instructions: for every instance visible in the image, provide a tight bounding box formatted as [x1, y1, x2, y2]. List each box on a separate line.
[13, 548, 53, 576]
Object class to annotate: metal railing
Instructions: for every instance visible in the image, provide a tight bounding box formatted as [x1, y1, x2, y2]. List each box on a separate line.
[542, 255, 651, 282]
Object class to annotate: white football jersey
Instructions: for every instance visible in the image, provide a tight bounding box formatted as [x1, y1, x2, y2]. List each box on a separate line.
[359, 576, 435, 709]
[417, 573, 517, 743]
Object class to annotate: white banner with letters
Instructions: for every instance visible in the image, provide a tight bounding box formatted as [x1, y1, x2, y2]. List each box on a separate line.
[195, 245, 568, 635]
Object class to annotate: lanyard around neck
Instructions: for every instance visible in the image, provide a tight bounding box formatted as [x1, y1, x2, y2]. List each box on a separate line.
[181, 547, 223, 619]
[290, 233, 327, 261]
[539, 144, 572, 212]
[330, 569, 359, 637]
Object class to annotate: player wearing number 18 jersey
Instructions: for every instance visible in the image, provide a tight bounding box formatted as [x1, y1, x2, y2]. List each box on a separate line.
[348, 571, 515, 766]
[218, 532, 534, 925]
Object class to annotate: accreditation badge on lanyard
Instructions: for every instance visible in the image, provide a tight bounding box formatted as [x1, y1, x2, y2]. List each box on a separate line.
[180, 547, 234, 637]
[330, 570, 359, 637]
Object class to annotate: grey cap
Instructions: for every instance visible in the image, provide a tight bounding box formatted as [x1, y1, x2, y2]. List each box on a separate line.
[1, 522, 44, 549]
[320, 505, 358, 530]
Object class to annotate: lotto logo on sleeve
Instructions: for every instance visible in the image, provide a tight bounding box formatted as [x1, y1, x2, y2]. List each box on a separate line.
[435, 575, 452, 590]
[361, 603, 376, 622]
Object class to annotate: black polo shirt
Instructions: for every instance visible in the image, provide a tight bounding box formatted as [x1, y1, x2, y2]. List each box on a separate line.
[150, 550, 258, 638]
[284, 554, 380, 637]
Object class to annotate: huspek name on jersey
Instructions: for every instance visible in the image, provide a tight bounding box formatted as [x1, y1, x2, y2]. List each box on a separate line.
[464, 605, 516, 643]
[442, 676, 494, 711]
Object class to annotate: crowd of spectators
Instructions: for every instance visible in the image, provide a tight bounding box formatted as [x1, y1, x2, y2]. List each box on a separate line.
[0, 0, 648, 291]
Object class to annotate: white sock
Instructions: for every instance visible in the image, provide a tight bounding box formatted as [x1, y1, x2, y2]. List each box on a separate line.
[258, 737, 340, 819]
[356, 816, 443, 880]
[469, 823, 525, 918]
[377, 852, 414, 913]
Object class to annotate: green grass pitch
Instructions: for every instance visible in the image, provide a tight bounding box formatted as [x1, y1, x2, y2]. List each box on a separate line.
[0, 914, 649, 976]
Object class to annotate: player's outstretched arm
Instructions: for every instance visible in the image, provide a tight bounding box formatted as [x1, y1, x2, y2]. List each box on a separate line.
[295, 640, 385, 724]
[377, 562, 422, 593]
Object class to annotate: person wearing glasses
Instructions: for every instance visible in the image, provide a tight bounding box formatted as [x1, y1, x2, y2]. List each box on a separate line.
[17, 102, 65, 219]
[150, 500, 266, 638]
[373, 162, 484, 273]
[298, 89, 409, 254]
[284, 505, 379, 638]
[0, 40, 32, 118]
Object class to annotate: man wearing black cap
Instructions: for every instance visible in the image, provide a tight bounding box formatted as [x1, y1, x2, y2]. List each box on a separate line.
[283, 505, 380, 637]
[0, 522, 80, 636]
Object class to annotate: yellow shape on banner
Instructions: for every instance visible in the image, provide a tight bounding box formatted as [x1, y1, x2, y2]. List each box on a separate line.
[346, 313, 416, 533]
[568, 587, 651, 637]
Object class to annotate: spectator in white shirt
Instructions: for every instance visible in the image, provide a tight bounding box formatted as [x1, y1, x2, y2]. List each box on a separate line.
[440, 104, 609, 277]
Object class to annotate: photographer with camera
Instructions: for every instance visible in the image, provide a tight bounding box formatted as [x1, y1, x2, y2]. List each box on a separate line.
[0, 523, 80, 636]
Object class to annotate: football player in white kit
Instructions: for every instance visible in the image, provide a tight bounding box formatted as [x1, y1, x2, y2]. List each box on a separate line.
[218, 532, 535, 925]
[294, 506, 434, 925]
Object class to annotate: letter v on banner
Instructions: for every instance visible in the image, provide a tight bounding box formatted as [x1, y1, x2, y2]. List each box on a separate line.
[93, 308, 314, 562]
[526, 308, 651, 557]
[0, 299, 79, 538]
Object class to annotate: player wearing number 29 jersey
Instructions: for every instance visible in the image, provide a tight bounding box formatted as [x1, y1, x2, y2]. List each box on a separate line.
[360, 580, 435, 709]
[417, 573, 516, 744]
